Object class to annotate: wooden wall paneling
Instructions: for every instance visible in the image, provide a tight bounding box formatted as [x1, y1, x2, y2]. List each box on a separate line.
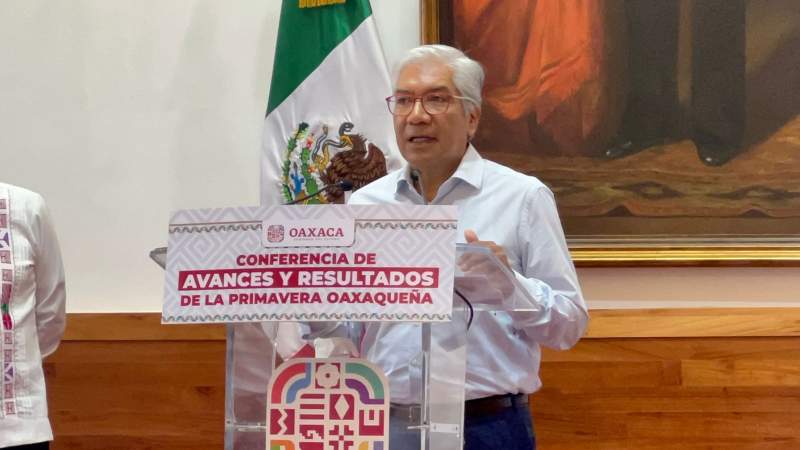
[46, 311, 800, 450]
[47, 341, 226, 450]
[533, 337, 800, 449]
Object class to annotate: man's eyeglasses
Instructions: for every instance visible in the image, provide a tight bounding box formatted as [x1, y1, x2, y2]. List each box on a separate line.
[385, 93, 471, 116]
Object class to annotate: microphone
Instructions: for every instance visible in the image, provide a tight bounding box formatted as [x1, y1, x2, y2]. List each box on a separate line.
[286, 179, 354, 205]
[410, 169, 427, 205]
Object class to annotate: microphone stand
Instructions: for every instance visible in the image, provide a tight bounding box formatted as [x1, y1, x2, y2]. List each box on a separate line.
[410, 169, 427, 206]
[286, 180, 354, 205]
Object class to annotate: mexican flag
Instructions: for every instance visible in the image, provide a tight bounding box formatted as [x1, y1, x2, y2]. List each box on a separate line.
[261, 0, 401, 205]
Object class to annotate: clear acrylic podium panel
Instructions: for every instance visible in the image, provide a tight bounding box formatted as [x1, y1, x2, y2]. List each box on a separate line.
[223, 244, 539, 450]
[224, 310, 470, 450]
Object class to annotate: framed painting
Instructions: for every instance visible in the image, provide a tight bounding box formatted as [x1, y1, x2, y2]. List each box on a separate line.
[421, 0, 800, 265]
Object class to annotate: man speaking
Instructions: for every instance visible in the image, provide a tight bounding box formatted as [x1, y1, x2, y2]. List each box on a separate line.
[348, 45, 588, 450]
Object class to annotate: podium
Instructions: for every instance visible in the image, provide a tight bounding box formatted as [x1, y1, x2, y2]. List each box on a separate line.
[220, 243, 540, 450]
[156, 205, 542, 449]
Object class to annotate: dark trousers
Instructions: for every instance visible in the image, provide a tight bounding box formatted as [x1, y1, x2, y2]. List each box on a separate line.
[463, 401, 535, 450]
[389, 398, 536, 449]
[4, 443, 50, 450]
[620, 0, 746, 149]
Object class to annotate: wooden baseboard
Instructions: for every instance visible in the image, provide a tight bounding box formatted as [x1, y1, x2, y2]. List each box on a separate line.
[63, 307, 800, 341]
[583, 307, 800, 338]
[63, 313, 225, 341]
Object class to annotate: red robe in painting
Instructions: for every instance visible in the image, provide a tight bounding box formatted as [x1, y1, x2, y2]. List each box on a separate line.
[455, 0, 622, 156]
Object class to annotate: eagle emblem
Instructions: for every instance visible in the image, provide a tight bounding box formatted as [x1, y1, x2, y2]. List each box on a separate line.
[281, 122, 388, 204]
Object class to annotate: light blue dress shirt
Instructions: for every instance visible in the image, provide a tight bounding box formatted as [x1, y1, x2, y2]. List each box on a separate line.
[348, 145, 588, 401]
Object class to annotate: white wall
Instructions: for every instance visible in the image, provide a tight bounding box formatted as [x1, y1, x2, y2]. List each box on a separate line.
[0, 0, 417, 312]
[2, 1, 797, 312]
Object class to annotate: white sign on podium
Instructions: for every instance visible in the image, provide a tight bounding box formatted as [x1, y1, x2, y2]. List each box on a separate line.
[162, 205, 458, 324]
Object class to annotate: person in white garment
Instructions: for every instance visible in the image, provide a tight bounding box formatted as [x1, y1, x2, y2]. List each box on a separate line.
[0, 183, 65, 450]
[348, 45, 588, 450]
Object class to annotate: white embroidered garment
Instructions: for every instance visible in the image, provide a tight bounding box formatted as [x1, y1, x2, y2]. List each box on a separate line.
[0, 183, 65, 447]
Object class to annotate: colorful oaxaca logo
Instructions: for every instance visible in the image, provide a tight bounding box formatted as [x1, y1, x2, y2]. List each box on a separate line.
[281, 122, 388, 205]
[267, 358, 390, 450]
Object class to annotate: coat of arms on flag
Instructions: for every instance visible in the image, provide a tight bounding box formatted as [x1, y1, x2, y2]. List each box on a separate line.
[281, 121, 387, 205]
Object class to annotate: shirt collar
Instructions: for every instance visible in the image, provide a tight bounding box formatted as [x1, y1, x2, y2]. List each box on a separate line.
[395, 144, 484, 194]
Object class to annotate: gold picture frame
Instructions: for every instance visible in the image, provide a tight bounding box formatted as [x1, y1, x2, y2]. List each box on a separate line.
[420, 0, 800, 266]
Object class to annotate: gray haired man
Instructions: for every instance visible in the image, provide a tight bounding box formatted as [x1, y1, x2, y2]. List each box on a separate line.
[348, 45, 588, 450]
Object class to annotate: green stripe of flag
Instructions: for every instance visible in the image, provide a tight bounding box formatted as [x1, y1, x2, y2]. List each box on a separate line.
[267, 0, 372, 114]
